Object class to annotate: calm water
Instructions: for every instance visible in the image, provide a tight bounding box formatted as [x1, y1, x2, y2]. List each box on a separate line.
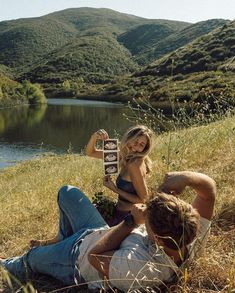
[0, 99, 133, 169]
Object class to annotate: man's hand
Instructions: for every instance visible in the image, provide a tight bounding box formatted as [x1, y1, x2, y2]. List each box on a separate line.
[131, 203, 146, 225]
[158, 171, 189, 195]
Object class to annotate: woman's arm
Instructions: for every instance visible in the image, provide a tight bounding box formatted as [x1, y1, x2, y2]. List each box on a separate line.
[103, 160, 148, 204]
[127, 159, 148, 202]
[103, 176, 145, 204]
[86, 129, 109, 159]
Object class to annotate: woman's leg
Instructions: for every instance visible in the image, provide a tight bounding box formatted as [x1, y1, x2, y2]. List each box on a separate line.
[57, 185, 107, 240]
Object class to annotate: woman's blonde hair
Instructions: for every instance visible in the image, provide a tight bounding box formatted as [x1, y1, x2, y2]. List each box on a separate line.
[119, 125, 153, 173]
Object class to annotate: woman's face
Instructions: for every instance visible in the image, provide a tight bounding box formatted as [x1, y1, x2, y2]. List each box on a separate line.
[127, 135, 148, 154]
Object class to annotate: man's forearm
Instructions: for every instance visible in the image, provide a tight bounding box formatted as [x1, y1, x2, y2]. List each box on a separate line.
[88, 219, 136, 277]
[89, 220, 135, 256]
[182, 171, 216, 200]
[179, 171, 216, 219]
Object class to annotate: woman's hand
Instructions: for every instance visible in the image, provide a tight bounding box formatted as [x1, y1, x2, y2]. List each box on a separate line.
[103, 176, 118, 193]
[158, 171, 188, 195]
[93, 129, 109, 141]
[86, 129, 109, 159]
[131, 204, 146, 225]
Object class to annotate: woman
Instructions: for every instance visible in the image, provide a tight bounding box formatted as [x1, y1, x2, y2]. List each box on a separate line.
[29, 125, 153, 247]
[86, 125, 153, 226]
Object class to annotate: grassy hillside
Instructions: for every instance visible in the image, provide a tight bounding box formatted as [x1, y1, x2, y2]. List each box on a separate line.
[117, 20, 188, 55]
[0, 8, 189, 69]
[100, 20, 235, 106]
[135, 19, 228, 65]
[0, 18, 77, 68]
[101, 70, 235, 108]
[21, 33, 139, 85]
[140, 20, 235, 76]
[0, 8, 233, 105]
[0, 115, 234, 291]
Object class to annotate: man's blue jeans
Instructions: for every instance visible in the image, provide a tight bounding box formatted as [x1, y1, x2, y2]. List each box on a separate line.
[1, 185, 108, 285]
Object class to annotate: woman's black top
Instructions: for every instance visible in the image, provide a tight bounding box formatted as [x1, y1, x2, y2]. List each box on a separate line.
[116, 174, 137, 203]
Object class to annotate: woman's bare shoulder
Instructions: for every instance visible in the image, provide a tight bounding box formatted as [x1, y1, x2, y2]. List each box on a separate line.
[127, 158, 145, 169]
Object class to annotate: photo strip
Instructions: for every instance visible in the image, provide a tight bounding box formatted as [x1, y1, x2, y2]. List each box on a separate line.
[103, 139, 119, 175]
[104, 152, 118, 163]
[104, 162, 119, 176]
[103, 139, 118, 151]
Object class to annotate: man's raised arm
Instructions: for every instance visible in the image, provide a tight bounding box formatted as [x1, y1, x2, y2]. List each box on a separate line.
[159, 171, 216, 220]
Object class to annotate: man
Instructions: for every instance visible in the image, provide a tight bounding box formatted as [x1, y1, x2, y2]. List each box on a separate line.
[1, 171, 216, 292]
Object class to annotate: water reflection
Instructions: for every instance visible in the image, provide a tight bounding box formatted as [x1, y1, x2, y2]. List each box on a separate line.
[0, 99, 133, 168]
[0, 104, 47, 136]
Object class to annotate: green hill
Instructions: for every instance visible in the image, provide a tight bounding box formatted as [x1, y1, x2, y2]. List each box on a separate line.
[20, 33, 139, 84]
[117, 20, 189, 55]
[139, 20, 235, 76]
[0, 18, 77, 68]
[135, 19, 229, 65]
[0, 8, 189, 69]
[101, 21, 235, 106]
[0, 7, 233, 105]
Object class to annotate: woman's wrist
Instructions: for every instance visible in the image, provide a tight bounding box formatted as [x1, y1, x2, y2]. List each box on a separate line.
[91, 133, 98, 141]
[112, 185, 119, 193]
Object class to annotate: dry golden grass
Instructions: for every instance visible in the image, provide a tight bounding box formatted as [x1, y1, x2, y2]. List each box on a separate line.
[0, 115, 235, 292]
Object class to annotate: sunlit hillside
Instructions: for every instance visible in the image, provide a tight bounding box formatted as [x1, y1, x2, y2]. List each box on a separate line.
[0, 114, 234, 292]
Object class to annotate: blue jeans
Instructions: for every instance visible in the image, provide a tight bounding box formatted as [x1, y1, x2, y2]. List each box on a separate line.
[1, 185, 108, 285]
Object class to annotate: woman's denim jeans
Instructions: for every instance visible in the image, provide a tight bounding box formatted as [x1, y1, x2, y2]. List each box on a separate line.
[1, 185, 108, 285]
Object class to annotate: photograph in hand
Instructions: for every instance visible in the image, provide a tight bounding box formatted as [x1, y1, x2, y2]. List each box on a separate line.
[104, 152, 118, 162]
[104, 163, 119, 176]
[103, 139, 119, 175]
[103, 139, 118, 151]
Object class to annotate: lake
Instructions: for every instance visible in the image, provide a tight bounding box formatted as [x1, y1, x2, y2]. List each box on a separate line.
[0, 99, 133, 169]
